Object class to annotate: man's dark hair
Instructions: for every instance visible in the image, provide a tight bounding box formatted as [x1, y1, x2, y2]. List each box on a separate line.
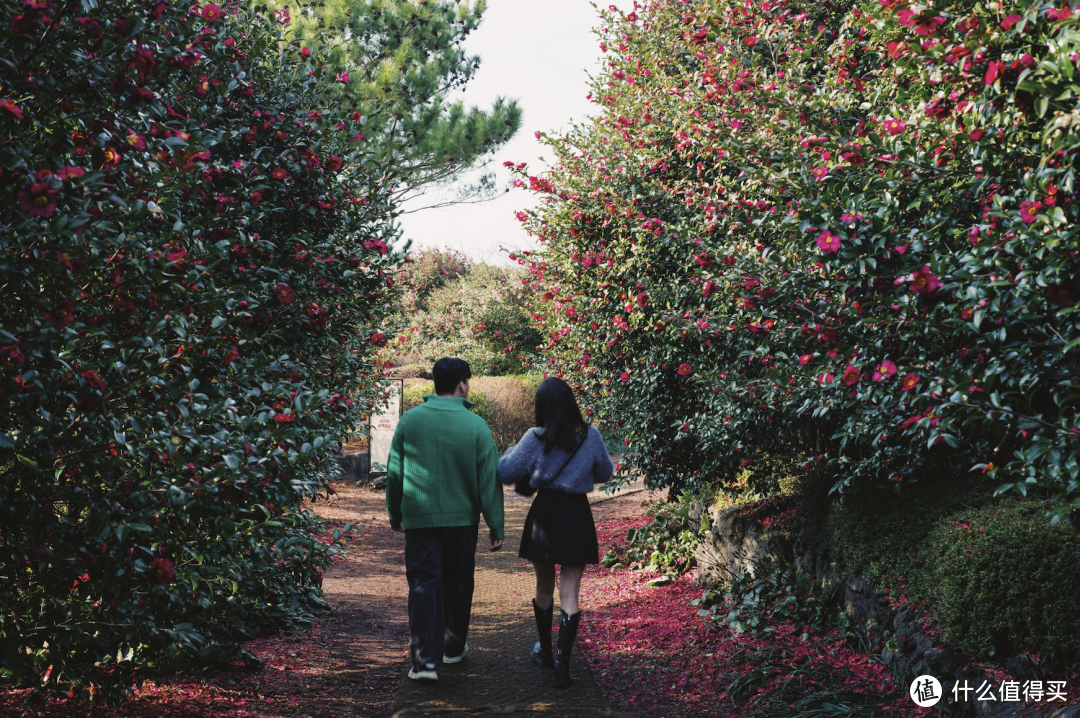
[533, 377, 588, 452]
[433, 357, 472, 396]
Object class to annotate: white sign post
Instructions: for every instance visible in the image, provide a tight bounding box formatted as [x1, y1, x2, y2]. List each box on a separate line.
[369, 380, 403, 474]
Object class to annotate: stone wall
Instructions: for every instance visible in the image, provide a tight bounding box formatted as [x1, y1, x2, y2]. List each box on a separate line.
[691, 497, 1059, 717]
[335, 450, 370, 485]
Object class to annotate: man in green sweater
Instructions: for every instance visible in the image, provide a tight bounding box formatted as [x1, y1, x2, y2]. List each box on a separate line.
[386, 357, 504, 683]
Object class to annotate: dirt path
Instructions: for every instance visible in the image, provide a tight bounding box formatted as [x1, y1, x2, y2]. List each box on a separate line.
[389, 484, 649, 717]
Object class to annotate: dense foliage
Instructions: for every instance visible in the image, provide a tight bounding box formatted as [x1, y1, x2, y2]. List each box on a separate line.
[265, 0, 522, 205]
[601, 500, 703, 576]
[387, 253, 542, 374]
[514, 0, 1080, 523]
[0, 0, 399, 701]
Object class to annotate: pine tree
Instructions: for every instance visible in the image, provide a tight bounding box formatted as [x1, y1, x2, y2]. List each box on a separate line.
[262, 0, 522, 206]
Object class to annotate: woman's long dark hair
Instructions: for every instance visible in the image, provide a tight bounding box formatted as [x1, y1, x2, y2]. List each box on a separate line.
[533, 377, 588, 453]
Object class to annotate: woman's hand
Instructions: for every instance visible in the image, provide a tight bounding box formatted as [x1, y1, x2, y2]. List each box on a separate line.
[489, 539, 503, 552]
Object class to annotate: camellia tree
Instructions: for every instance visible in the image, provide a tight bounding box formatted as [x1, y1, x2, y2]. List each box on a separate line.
[515, 0, 1080, 523]
[264, 0, 523, 207]
[0, 0, 399, 702]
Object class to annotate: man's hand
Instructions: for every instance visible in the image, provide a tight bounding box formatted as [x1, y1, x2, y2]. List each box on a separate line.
[489, 539, 503, 552]
[391, 525, 404, 533]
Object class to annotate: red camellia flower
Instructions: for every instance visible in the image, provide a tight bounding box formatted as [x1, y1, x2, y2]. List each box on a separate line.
[324, 157, 343, 172]
[619, 372, 630, 382]
[57, 166, 85, 180]
[677, 363, 692, 377]
[271, 167, 288, 180]
[901, 373, 920, 392]
[984, 60, 1004, 86]
[815, 230, 841, 254]
[249, 190, 262, 205]
[150, 557, 174, 584]
[129, 45, 156, 81]
[301, 47, 311, 57]
[81, 370, 108, 392]
[0, 98, 23, 119]
[744, 36, 757, 46]
[1046, 282, 1080, 308]
[1, 344, 25, 365]
[201, 3, 221, 21]
[909, 265, 940, 294]
[636, 291, 648, 308]
[273, 283, 295, 304]
[872, 360, 897, 381]
[841, 364, 861, 386]
[71, 131, 90, 154]
[45, 299, 77, 328]
[18, 178, 58, 216]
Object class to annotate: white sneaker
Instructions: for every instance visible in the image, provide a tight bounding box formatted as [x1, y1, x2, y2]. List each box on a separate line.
[443, 643, 469, 664]
[408, 663, 438, 682]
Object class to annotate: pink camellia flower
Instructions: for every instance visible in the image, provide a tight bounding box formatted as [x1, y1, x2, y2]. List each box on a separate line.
[81, 370, 108, 392]
[677, 363, 692, 377]
[46, 299, 77, 328]
[816, 230, 841, 254]
[799, 354, 811, 365]
[619, 372, 630, 382]
[1019, 200, 1042, 224]
[336, 72, 350, 84]
[818, 372, 835, 385]
[873, 360, 897, 382]
[1, 344, 25, 365]
[274, 412, 295, 423]
[18, 179, 59, 217]
[201, 3, 221, 21]
[274, 7, 290, 24]
[984, 60, 1004, 86]
[744, 36, 757, 47]
[56, 166, 85, 180]
[901, 373, 920, 392]
[1000, 13, 1021, 30]
[812, 166, 830, 180]
[273, 283, 295, 304]
[150, 557, 175, 584]
[1, 98, 23, 119]
[125, 131, 147, 151]
[842, 364, 861, 386]
[882, 118, 905, 135]
[301, 47, 311, 57]
[636, 291, 648, 308]
[909, 265, 940, 294]
[702, 281, 715, 298]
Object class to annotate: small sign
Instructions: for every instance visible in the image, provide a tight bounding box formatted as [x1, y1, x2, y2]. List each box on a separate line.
[370, 379, 403, 473]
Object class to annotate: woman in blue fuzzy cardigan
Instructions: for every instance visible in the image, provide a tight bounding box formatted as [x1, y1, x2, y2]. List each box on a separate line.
[497, 377, 614, 688]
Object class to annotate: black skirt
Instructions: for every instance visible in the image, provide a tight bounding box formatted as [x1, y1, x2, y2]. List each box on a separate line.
[519, 489, 599, 565]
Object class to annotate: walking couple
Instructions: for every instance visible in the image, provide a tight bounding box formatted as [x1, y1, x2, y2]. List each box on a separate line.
[385, 357, 614, 687]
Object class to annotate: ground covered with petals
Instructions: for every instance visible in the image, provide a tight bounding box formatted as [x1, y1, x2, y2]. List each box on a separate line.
[579, 496, 916, 718]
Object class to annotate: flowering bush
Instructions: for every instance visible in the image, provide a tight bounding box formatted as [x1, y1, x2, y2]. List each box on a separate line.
[0, 0, 398, 701]
[514, 0, 1080, 523]
[387, 262, 542, 375]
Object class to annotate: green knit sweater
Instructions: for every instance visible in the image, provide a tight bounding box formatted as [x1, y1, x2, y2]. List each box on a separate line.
[385, 395, 504, 541]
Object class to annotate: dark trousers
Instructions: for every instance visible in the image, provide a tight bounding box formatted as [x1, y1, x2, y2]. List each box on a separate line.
[404, 525, 478, 669]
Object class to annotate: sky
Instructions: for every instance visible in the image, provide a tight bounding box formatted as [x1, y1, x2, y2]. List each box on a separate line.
[395, 0, 629, 265]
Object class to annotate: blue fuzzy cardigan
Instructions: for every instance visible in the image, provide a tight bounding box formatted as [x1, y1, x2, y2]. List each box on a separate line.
[497, 426, 614, 494]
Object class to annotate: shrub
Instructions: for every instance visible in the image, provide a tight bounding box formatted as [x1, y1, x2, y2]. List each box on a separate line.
[602, 499, 703, 576]
[923, 499, 1080, 662]
[513, 0, 1080, 523]
[469, 376, 541, 449]
[0, 0, 397, 701]
[393, 247, 473, 316]
[386, 263, 542, 375]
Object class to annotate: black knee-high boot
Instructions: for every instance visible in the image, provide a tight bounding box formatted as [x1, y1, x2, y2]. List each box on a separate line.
[551, 609, 581, 688]
[531, 599, 554, 668]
